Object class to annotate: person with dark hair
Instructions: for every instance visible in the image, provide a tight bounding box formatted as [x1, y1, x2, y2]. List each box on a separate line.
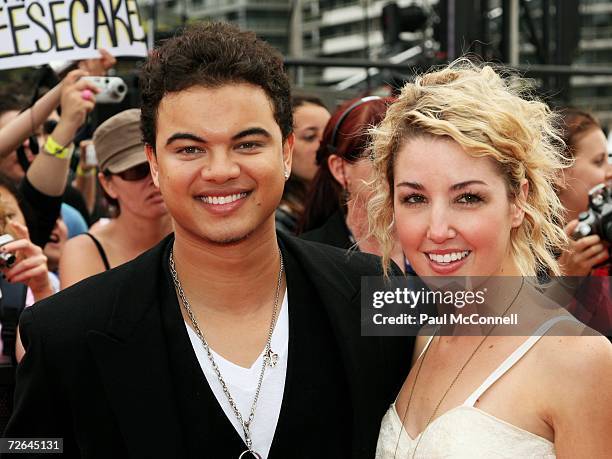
[59, 109, 171, 288]
[0, 92, 33, 183]
[6, 22, 413, 459]
[556, 108, 612, 274]
[0, 172, 58, 365]
[275, 94, 330, 233]
[0, 67, 104, 247]
[299, 96, 406, 268]
[551, 108, 612, 336]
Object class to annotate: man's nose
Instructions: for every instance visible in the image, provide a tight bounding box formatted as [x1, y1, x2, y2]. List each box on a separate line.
[201, 151, 240, 183]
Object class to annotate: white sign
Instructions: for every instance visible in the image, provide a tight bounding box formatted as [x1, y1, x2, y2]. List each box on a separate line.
[0, 0, 147, 70]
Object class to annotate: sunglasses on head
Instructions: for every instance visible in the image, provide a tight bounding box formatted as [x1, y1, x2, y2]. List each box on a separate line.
[105, 162, 151, 181]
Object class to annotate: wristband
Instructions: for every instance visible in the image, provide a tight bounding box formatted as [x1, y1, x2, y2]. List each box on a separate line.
[44, 135, 74, 159]
[76, 164, 96, 177]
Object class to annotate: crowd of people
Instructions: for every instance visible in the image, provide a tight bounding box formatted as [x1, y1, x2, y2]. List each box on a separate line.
[0, 20, 610, 459]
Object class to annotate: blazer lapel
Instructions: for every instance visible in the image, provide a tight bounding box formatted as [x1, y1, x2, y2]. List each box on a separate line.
[278, 234, 391, 457]
[86, 237, 184, 458]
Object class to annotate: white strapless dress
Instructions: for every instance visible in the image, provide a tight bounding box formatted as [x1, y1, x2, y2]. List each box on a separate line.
[375, 403, 555, 458]
[375, 316, 575, 459]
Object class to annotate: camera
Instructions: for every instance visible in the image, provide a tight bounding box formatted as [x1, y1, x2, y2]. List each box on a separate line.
[572, 183, 612, 242]
[0, 234, 16, 269]
[82, 76, 127, 104]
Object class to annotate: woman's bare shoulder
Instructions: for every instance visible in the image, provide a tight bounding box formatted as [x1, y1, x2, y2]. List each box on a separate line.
[60, 233, 109, 288]
[533, 320, 612, 406]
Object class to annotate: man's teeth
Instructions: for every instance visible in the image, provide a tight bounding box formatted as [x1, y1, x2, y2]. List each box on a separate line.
[201, 192, 247, 205]
[428, 251, 470, 263]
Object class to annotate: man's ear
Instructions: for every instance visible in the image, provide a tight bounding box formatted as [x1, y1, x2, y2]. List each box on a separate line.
[328, 154, 347, 188]
[282, 132, 294, 174]
[511, 178, 529, 228]
[145, 144, 160, 188]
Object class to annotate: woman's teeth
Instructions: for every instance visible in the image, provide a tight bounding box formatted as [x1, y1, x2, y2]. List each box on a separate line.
[428, 251, 470, 263]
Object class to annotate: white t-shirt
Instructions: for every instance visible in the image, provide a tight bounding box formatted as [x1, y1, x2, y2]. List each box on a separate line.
[185, 289, 289, 459]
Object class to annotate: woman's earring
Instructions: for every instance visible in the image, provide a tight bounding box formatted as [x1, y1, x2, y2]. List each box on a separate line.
[284, 168, 290, 180]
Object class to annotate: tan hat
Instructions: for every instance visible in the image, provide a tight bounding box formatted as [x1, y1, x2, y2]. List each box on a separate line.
[93, 108, 146, 173]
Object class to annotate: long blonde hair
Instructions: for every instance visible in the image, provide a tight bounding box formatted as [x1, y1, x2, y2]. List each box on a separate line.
[368, 60, 569, 276]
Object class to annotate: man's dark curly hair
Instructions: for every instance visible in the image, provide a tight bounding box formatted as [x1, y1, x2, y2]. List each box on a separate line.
[140, 22, 293, 148]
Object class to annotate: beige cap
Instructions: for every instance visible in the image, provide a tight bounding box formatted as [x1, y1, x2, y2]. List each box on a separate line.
[93, 108, 146, 173]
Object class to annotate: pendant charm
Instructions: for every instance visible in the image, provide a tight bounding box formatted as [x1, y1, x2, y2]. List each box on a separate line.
[238, 450, 262, 459]
[264, 348, 278, 367]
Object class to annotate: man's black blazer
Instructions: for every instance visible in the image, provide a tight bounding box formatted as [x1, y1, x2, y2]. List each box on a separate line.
[5, 233, 413, 458]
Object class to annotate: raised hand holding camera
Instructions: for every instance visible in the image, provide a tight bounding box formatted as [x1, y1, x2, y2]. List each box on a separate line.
[0, 221, 53, 302]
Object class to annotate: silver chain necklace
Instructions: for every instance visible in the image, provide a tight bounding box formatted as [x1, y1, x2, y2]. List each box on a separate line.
[169, 247, 284, 459]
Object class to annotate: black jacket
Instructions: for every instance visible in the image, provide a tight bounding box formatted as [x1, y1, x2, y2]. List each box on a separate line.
[5, 233, 413, 458]
[300, 210, 353, 250]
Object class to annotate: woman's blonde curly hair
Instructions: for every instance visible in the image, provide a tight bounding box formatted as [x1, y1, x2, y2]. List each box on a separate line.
[368, 60, 569, 277]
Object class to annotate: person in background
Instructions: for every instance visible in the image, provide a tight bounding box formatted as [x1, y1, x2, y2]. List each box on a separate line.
[299, 96, 405, 269]
[276, 95, 330, 233]
[59, 109, 172, 288]
[556, 108, 612, 274]
[0, 93, 37, 183]
[0, 50, 114, 247]
[551, 108, 612, 335]
[0, 174, 57, 302]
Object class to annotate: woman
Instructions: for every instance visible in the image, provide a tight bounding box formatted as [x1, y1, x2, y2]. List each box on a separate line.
[276, 95, 330, 233]
[551, 109, 612, 335]
[0, 173, 58, 363]
[59, 109, 172, 288]
[369, 62, 612, 457]
[299, 96, 405, 268]
[0, 175, 57, 303]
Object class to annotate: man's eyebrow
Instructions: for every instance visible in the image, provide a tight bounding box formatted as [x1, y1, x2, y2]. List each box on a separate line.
[165, 132, 206, 146]
[231, 127, 272, 141]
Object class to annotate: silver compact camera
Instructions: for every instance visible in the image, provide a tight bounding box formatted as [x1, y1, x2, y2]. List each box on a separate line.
[82, 76, 127, 104]
[0, 234, 16, 269]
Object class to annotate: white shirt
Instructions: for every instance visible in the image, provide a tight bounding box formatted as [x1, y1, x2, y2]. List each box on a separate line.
[185, 288, 289, 459]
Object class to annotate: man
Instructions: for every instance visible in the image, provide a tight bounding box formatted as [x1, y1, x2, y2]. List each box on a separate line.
[6, 23, 413, 458]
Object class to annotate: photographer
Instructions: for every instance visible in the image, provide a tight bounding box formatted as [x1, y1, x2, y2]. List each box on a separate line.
[557, 109, 612, 274]
[0, 51, 115, 247]
[554, 108, 612, 335]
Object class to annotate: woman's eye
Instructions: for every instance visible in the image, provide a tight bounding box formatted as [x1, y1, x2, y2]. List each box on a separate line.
[400, 194, 427, 205]
[594, 157, 606, 167]
[456, 193, 484, 205]
[302, 134, 318, 142]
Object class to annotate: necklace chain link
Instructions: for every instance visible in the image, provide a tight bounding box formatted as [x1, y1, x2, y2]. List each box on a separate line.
[169, 247, 284, 455]
[398, 277, 525, 459]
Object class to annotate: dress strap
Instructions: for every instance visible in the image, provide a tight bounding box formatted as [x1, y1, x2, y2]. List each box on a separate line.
[84, 232, 111, 271]
[416, 327, 438, 361]
[463, 315, 577, 407]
